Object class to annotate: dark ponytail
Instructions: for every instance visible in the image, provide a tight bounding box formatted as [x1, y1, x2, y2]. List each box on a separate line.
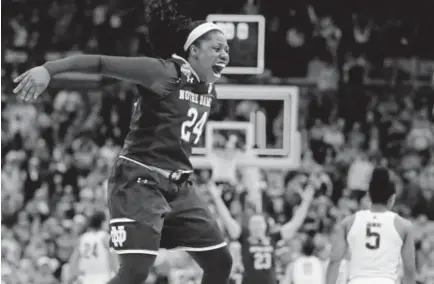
[368, 167, 396, 204]
[146, 0, 209, 59]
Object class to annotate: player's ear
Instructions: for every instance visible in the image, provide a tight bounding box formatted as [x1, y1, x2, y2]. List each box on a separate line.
[190, 45, 200, 58]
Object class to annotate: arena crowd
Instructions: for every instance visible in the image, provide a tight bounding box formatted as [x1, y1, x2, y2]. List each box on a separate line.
[2, 0, 433, 283]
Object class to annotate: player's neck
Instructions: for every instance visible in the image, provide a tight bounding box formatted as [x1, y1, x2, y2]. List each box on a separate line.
[369, 204, 388, 212]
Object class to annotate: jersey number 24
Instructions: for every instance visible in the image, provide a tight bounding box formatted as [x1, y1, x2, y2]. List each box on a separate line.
[82, 242, 98, 259]
[181, 107, 208, 144]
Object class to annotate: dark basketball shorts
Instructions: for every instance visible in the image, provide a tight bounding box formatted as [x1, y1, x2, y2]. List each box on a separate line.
[107, 157, 227, 255]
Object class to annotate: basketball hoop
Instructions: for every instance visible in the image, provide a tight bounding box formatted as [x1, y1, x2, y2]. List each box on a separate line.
[190, 85, 301, 170]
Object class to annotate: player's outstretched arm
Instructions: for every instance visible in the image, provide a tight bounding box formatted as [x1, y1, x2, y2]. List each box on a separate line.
[326, 217, 350, 284]
[67, 246, 81, 284]
[103, 233, 119, 275]
[280, 262, 294, 284]
[400, 219, 416, 284]
[207, 181, 242, 240]
[14, 55, 178, 102]
[280, 182, 315, 240]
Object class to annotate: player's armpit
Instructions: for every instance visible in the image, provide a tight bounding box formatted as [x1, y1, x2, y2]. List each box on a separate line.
[401, 221, 416, 284]
[326, 219, 348, 284]
[43, 55, 179, 96]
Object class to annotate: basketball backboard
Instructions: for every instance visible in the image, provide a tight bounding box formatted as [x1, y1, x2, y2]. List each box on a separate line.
[206, 14, 265, 75]
[191, 85, 300, 170]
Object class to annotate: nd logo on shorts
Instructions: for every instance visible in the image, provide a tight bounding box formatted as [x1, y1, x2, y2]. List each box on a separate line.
[110, 225, 127, 248]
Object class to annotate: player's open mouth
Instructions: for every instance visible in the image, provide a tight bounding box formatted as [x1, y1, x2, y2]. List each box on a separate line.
[212, 63, 225, 76]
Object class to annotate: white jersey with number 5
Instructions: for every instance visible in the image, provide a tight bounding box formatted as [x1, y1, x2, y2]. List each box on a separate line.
[347, 210, 402, 284]
[78, 231, 112, 284]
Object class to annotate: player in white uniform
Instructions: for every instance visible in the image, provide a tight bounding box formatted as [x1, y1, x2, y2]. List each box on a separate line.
[326, 167, 416, 284]
[284, 237, 325, 284]
[68, 211, 119, 284]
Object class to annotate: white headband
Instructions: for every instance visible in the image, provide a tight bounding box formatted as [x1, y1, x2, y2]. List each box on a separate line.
[183, 22, 222, 51]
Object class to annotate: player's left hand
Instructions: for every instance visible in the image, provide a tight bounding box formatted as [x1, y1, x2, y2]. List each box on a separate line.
[13, 66, 51, 102]
[301, 183, 316, 201]
[207, 181, 223, 199]
[296, 175, 317, 201]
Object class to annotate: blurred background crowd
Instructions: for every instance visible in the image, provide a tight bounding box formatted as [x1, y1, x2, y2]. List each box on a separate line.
[2, 0, 434, 283]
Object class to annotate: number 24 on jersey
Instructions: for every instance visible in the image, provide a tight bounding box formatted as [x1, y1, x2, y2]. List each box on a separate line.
[181, 107, 208, 144]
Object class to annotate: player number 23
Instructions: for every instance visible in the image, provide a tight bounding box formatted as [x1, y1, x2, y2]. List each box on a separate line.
[253, 252, 272, 270]
[181, 107, 208, 144]
[365, 226, 381, 250]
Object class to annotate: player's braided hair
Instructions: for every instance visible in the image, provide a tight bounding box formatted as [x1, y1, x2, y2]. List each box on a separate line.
[146, 0, 208, 59]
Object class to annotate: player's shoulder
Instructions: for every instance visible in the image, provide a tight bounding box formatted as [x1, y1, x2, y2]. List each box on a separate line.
[341, 212, 357, 231]
[154, 57, 179, 76]
[167, 55, 194, 79]
[133, 56, 179, 81]
[393, 213, 413, 238]
[342, 213, 357, 224]
[80, 231, 90, 239]
[396, 214, 412, 227]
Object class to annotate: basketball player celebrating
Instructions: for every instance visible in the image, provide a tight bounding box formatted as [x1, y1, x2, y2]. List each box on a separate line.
[208, 180, 315, 284]
[13, 0, 232, 283]
[326, 167, 416, 284]
[68, 211, 118, 284]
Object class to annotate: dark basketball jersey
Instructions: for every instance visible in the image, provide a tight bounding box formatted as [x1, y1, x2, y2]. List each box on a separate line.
[122, 55, 216, 171]
[45, 54, 215, 171]
[241, 230, 281, 284]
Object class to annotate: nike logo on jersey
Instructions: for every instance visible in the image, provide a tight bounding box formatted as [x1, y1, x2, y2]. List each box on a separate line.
[179, 90, 212, 107]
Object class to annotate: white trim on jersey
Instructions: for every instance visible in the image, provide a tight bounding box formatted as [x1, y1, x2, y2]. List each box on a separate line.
[111, 242, 227, 255]
[109, 218, 136, 224]
[169, 242, 227, 252]
[115, 249, 159, 255]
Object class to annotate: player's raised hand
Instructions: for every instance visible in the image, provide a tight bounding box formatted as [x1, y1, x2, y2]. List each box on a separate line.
[207, 181, 223, 199]
[13, 66, 51, 102]
[297, 175, 317, 201]
[303, 183, 316, 201]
